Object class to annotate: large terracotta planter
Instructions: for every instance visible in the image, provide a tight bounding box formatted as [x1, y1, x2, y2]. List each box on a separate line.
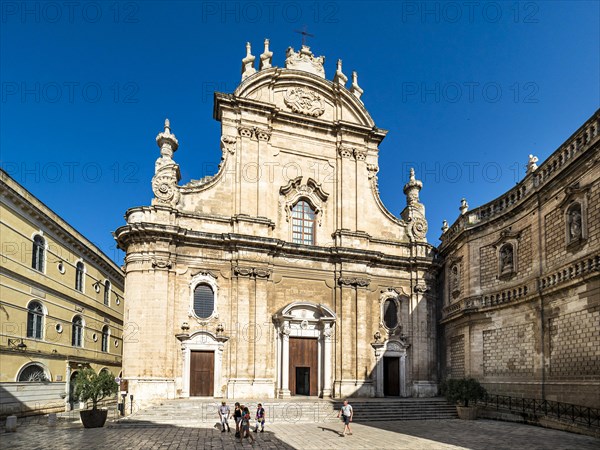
[80, 409, 108, 428]
[456, 405, 478, 420]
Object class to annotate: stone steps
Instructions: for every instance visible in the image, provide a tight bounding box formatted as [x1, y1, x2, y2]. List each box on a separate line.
[117, 397, 457, 427]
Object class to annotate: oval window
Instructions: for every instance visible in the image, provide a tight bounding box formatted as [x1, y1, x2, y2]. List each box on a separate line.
[383, 299, 398, 329]
[193, 284, 214, 319]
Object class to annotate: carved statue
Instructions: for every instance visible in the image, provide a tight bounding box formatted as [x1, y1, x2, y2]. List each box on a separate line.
[451, 265, 459, 291]
[568, 206, 582, 241]
[500, 245, 514, 274]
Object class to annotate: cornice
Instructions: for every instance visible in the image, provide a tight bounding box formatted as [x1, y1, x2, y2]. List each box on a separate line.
[115, 222, 435, 270]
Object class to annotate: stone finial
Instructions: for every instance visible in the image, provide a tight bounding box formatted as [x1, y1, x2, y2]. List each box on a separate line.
[241, 42, 256, 81]
[400, 167, 428, 241]
[260, 38, 273, 70]
[350, 71, 364, 100]
[526, 154, 539, 174]
[403, 167, 423, 206]
[156, 117, 179, 158]
[333, 59, 348, 86]
[442, 220, 449, 233]
[459, 198, 469, 215]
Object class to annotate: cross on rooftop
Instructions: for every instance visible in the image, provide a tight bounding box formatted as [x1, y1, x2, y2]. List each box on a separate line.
[294, 26, 314, 46]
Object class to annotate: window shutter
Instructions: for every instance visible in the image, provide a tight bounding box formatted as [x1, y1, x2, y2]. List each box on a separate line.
[193, 284, 214, 319]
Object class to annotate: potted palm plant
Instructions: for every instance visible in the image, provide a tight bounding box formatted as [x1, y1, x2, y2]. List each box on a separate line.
[73, 368, 119, 428]
[442, 377, 487, 420]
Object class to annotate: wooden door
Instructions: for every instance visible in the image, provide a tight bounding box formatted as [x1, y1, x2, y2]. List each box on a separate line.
[289, 337, 318, 396]
[190, 351, 214, 397]
[384, 356, 400, 396]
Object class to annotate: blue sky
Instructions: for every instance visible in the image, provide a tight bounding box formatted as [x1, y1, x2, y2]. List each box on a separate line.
[1, 1, 599, 264]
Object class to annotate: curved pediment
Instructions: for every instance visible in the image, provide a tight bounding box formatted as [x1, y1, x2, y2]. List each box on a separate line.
[233, 68, 375, 128]
[273, 301, 337, 321]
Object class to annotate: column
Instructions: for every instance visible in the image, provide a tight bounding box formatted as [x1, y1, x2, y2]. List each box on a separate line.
[278, 322, 291, 398]
[372, 344, 384, 397]
[65, 363, 71, 411]
[215, 346, 224, 398]
[182, 346, 190, 397]
[322, 322, 333, 397]
[400, 354, 407, 397]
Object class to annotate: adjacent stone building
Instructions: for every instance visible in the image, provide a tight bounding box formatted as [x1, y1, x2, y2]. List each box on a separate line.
[115, 41, 438, 403]
[0, 169, 125, 417]
[438, 109, 600, 408]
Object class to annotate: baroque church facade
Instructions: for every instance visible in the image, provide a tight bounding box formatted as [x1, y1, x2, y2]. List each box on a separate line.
[116, 41, 599, 407]
[115, 41, 438, 402]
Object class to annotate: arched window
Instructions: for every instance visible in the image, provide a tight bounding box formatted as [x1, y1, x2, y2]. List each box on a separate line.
[27, 301, 44, 339]
[193, 284, 215, 319]
[291, 200, 315, 245]
[75, 262, 85, 292]
[72, 315, 83, 347]
[31, 235, 45, 272]
[101, 325, 110, 352]
[104, 280, 111, 306]
[18, 363, 48, 382]
[383, 299, 399, 330]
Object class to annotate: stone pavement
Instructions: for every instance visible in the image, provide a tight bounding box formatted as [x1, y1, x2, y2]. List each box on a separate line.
[1, 417, 599, 449]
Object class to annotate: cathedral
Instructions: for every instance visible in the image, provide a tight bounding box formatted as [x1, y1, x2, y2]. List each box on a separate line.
[115, 40, 438, 402]
[115, 40, 599, 408]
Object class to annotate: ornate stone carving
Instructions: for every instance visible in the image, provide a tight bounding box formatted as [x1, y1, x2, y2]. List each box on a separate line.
[401, 168, 428, 242]
[354, 149, 367, 161]
[410, 217, 428, 239]
[337, 145, 354, 159]
[283, 87, 325, 117]
[152, 119, 181, 207]
[279, 176, 328, 226]
[238, 126, 271, 141]
[414, 284, 429, 294]
[254, 268, 273, 278]
[284, 45, 325, 78]
[238, 126, 254, 138]
[151, 257, 173, 269]
[233, 266, 272, 279]
[233, 266, 254, 277]
[338, 277, 370, 287]
[256, 129, 271, 141]
[221, 135, 237, 154]
[367, 164, 379, 179]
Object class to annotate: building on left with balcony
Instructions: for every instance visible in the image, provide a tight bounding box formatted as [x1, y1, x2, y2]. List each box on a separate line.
[0, 169, 124, 417]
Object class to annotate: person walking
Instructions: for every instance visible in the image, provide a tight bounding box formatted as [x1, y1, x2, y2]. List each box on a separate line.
[240, 406, 255, 445]
[233, 402, 242, 438]
[337, 399, 353, 436]
[218, 401, 231, 432]
[253, 402, 266, 433]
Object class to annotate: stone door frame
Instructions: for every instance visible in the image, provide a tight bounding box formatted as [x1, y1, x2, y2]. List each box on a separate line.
[372, 339, 409, 397]
[179, 331, 228, 398]
[273, 302, 336, 398]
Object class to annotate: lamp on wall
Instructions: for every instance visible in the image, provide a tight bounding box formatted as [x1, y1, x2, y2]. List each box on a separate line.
[8, 338, 27, 350]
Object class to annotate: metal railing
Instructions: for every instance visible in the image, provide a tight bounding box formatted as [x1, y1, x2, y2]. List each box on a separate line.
[481, 394, 600, 428]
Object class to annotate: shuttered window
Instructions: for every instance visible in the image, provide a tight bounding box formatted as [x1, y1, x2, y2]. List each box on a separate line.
[383, 299, 398, 329]
[193, 284, 214, 319]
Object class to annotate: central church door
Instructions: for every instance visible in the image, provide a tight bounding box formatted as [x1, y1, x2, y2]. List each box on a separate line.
[190, 351, 214, 396]
[289, 337, 318, 396]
